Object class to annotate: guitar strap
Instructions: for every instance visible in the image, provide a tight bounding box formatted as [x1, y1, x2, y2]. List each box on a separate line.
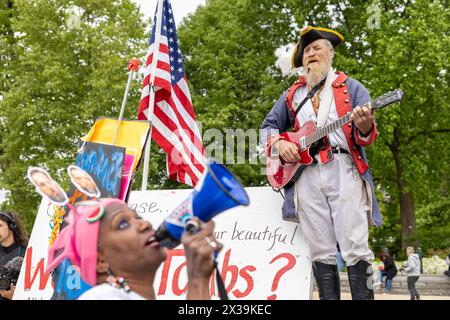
[281, 78, 327, 189]
[289, 78, 328, 169]
[291, 78, 326, 126]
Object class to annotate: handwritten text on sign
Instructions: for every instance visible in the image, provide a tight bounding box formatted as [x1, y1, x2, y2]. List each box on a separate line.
[14, 187, 312, 300]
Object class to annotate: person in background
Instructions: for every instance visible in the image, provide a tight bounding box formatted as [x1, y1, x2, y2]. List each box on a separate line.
[336, 243, 345, 272]
[444, 253, 450, 277]
[374, 251, 397, 294]
[401, 246, 421, 300]
[0, 211, 29, 300]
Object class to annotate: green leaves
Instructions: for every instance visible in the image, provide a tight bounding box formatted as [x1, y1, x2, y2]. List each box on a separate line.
[0, 0, 447, 255]
[178, 0, 449, 255]
[0, 0, 147, 230]
[177, 0, 293, 179]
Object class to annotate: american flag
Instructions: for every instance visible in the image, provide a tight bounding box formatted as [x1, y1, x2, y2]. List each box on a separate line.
[138, 0, 206, 186]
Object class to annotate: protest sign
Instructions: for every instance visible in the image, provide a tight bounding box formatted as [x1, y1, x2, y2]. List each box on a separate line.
[14, 187, 312, 300]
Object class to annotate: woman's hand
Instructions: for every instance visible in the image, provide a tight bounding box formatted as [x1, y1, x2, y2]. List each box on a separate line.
[182, 218, 222, 299]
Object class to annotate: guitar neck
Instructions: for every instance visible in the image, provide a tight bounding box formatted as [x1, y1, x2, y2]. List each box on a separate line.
[305, 101, 371, 147]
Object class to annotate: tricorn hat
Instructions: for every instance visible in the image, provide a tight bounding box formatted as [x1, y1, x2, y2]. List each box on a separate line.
[291, 26, 344, 68]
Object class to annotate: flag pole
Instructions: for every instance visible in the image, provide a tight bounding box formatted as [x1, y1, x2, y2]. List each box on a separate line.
[141, 0, 164, 191]
[113, 58, 140, 145]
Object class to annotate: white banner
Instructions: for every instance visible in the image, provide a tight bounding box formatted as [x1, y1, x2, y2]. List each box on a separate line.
[14, 187, 312, 300]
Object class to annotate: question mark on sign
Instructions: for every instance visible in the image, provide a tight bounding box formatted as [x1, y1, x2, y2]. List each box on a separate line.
[267, 253, 296, 300]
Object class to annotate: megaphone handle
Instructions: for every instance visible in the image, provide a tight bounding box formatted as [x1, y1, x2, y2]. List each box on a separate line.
[214, 261, 229, 300]
[184, 219, 228, 299]
[185, 219, 201, 235]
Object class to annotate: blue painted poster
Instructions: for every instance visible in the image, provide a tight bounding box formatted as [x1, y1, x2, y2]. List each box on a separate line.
[67, 141, 126, 203]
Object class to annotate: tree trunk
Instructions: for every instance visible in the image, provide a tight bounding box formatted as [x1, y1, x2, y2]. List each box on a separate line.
[5, 1, 14, 40]
[389, 128, 417, 249]
[399, 191, 417, 248]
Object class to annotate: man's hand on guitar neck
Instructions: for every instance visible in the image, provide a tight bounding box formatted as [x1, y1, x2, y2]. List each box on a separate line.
[275, 140, 301, 163]
[350, 105, 375, 137]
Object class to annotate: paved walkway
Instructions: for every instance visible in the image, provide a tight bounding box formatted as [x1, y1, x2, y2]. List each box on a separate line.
[312, 291, 450, 300]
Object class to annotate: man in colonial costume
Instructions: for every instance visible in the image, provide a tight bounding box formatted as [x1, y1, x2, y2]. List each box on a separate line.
[261, 26, 381, 300]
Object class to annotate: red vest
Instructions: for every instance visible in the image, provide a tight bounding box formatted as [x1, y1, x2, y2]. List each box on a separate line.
[284, 72, 370, 174]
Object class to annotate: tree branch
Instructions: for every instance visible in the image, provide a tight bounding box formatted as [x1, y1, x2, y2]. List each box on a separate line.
[406, 128, 450, 145]
[336, 1, 358, 59]
[401, 0, 411, 18]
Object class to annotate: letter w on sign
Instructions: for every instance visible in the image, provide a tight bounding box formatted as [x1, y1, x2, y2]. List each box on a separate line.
[138, 0, 206, 186]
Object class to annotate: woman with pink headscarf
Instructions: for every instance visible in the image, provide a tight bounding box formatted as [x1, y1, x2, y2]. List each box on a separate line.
[46, 198, 218, 300]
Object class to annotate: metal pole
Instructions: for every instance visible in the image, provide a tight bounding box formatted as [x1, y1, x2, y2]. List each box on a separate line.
[113, 61, 137, 145]
[141, 0, 164, 191]
[141, 85, 155, 191]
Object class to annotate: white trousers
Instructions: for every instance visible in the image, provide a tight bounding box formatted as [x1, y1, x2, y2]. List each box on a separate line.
[294, 152, 374, 267]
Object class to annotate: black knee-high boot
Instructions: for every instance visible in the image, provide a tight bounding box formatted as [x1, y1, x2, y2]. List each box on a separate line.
[312, 262, 341, 300]
[347, 260, 375, 300]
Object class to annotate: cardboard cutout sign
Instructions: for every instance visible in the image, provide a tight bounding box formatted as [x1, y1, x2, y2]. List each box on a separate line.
[119, 153, 136, 202]
[27, 167, 68, 206]
[67, 165, 100, 198]
[74, 141, 125, 200]
[82, 117, 150, 173]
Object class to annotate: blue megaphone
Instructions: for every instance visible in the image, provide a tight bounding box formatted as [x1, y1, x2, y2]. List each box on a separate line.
[154, 161, 250, 249]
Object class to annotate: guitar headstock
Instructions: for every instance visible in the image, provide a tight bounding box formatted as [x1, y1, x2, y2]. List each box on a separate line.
[371, 89, 404, 110]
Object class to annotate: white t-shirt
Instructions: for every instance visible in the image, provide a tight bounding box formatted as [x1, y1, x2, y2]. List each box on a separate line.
[78, 283, 146, 300]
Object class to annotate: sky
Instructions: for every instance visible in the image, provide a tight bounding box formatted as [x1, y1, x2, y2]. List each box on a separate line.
[131, 0, 206, 26]
[0, 190, 9, 204]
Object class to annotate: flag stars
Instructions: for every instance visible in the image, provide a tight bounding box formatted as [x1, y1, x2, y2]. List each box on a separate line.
[149, 2, 184, 83]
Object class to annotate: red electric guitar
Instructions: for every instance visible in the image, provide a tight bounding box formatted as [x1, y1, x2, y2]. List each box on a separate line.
[266, 89, 404, 189]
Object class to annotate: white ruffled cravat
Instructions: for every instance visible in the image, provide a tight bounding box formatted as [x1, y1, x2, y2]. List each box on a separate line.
[316, 67, 338, 128]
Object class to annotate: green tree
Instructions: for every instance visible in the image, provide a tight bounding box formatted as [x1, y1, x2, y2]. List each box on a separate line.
[354, 0, 449, 250]
[0, 1, 16, 177]
[285, 0, 449, 251]
[178, 0, 295, 186]
[0, 0, 147, 230]
[0, 0, 15, 94]
[179, 0, 449, 253]
[1, 0, 448, 255]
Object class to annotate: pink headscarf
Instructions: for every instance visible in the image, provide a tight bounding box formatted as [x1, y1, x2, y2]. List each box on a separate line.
[46, 198, 124, 286]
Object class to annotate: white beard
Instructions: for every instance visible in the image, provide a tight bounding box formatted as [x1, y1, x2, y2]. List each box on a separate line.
[303, 61, 331, 88]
